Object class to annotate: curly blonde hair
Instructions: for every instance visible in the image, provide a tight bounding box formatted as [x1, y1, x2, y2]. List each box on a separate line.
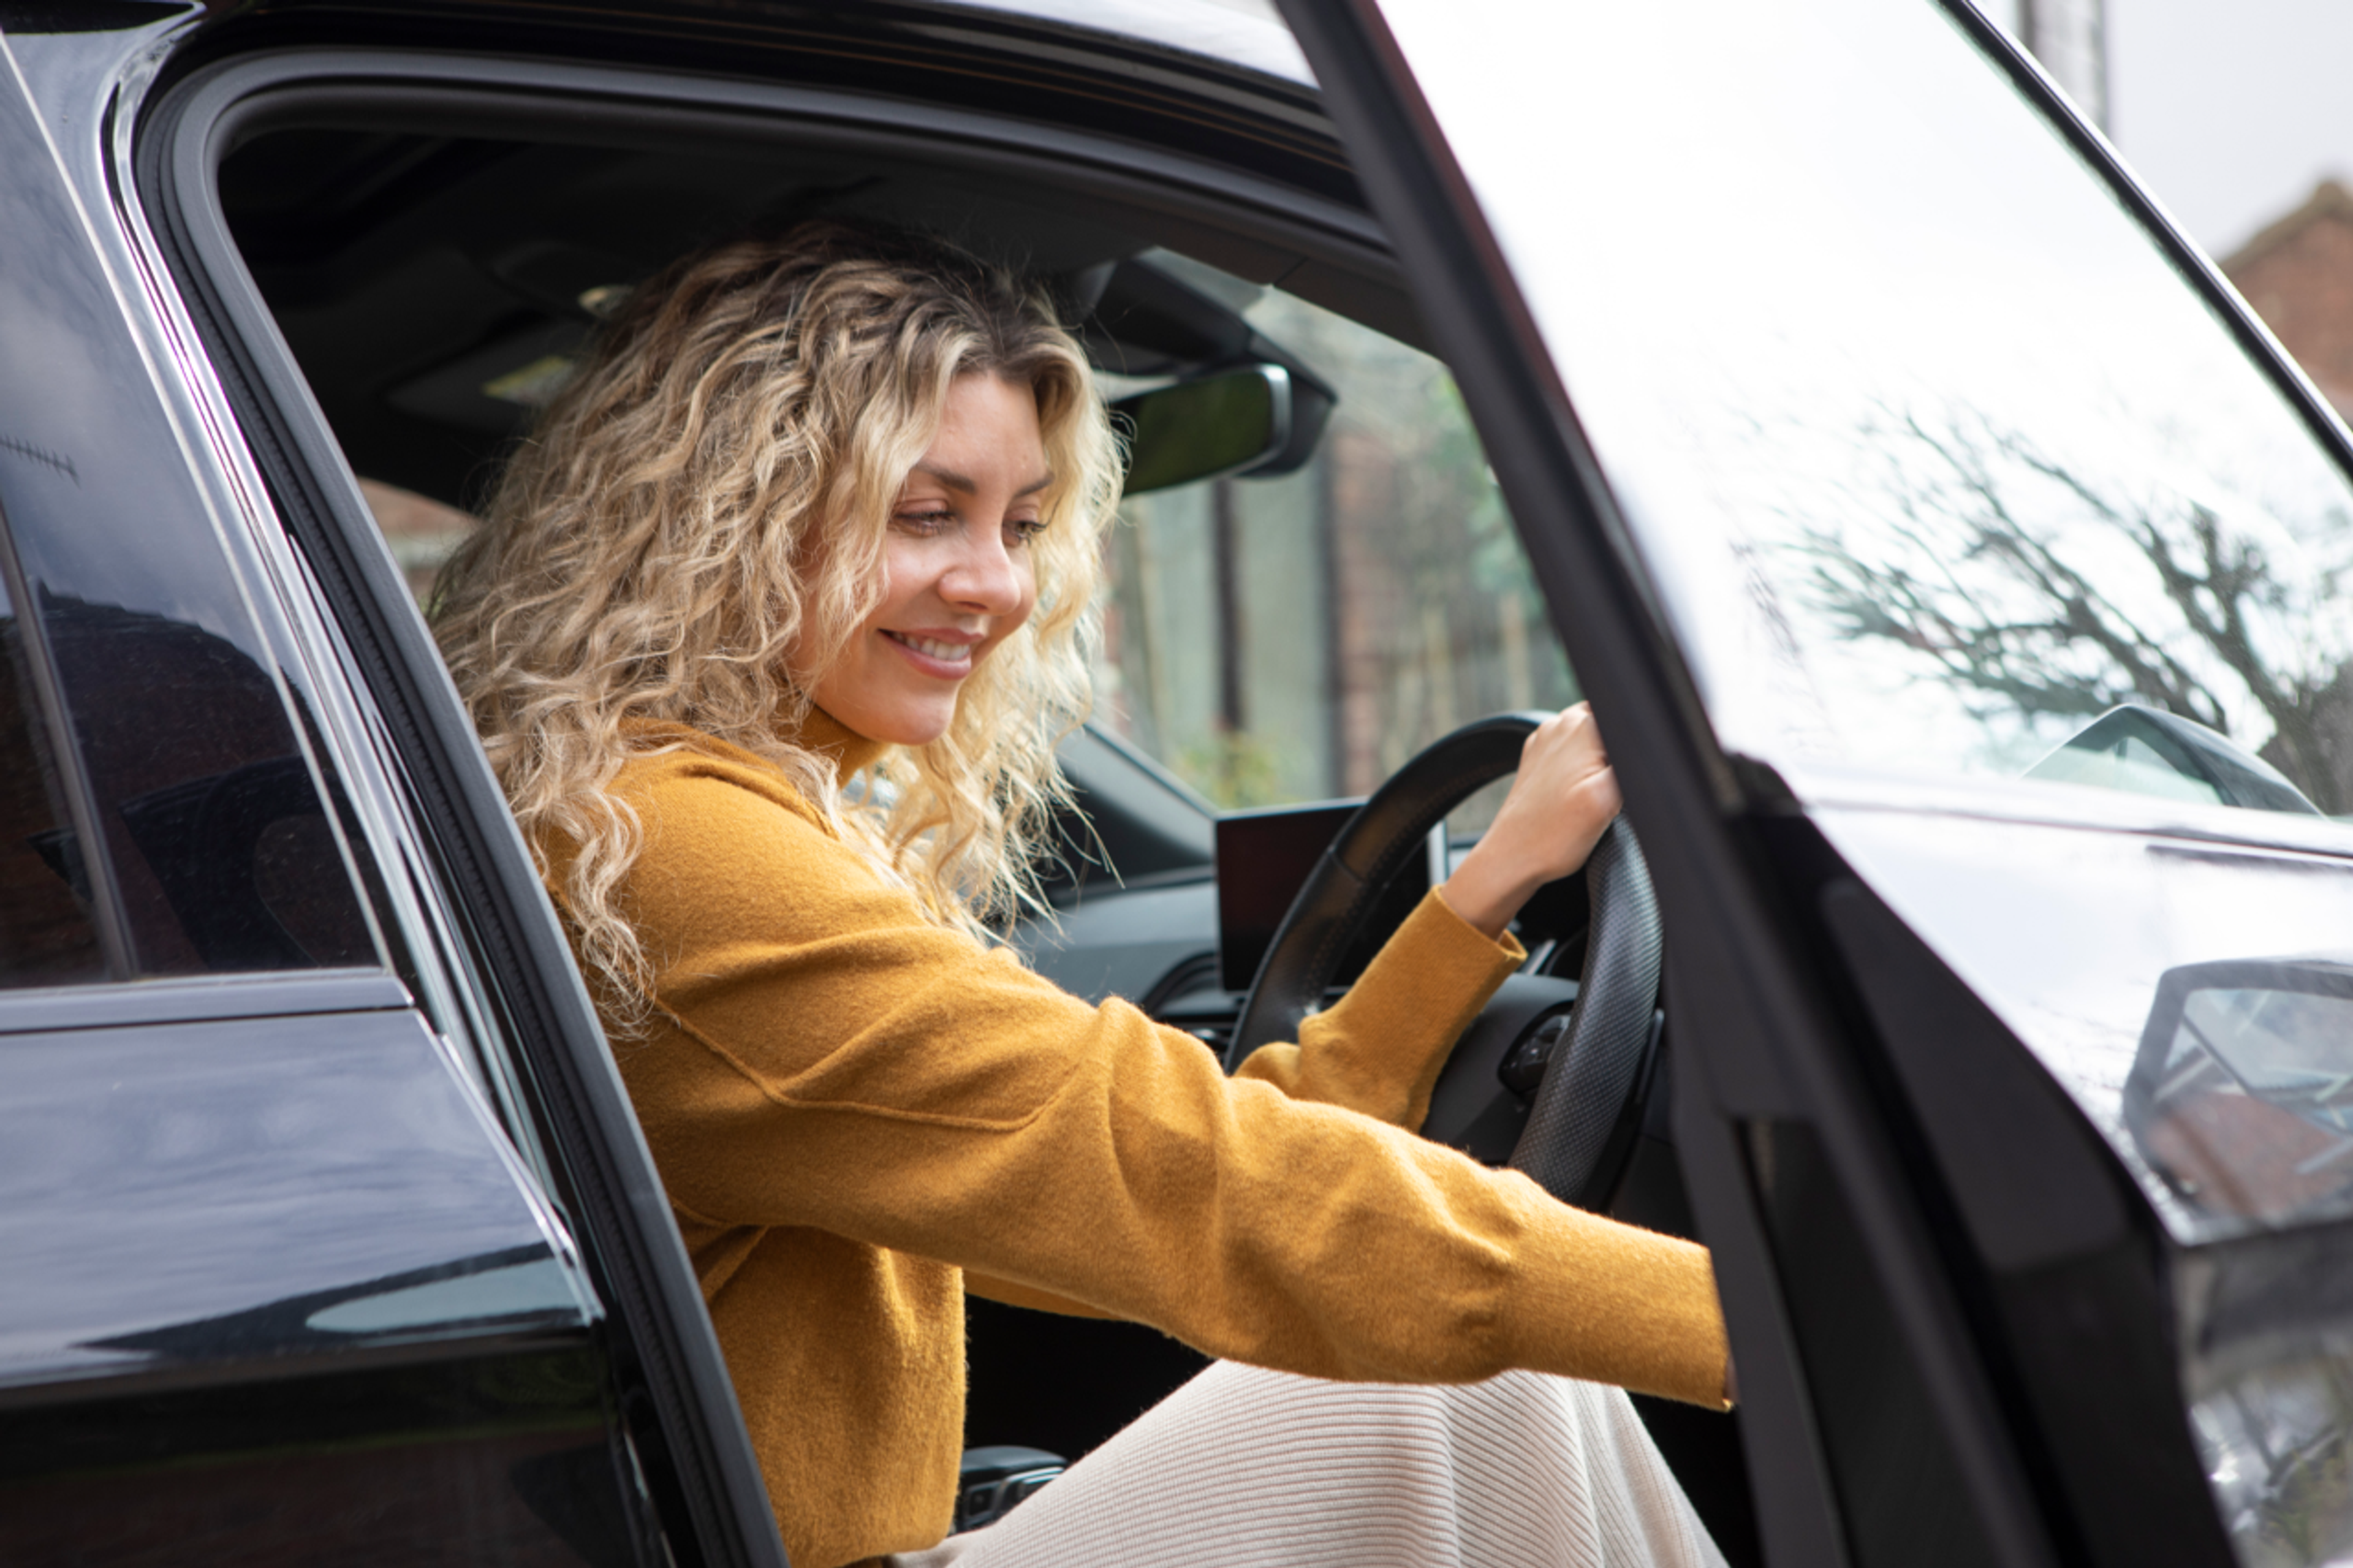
[433, 222, 1121, 1018]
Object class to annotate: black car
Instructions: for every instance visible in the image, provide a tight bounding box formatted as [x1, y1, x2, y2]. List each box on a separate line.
[5, 2, 2353, 1566]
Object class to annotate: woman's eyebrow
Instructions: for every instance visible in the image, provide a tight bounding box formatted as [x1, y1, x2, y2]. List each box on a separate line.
[912, 463, 1055, 498]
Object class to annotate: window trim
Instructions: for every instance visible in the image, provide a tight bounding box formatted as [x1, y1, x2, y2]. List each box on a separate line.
[0, 966, 407, 1037]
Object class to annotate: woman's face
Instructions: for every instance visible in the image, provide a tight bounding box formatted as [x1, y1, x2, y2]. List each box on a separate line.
[809, 373, 1047, 746]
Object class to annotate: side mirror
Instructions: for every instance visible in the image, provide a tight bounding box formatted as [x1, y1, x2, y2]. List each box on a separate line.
[2026, 703, 2320, 816]
[2126, 955, 2353, 1224]
[1114, 365, 1293, 496]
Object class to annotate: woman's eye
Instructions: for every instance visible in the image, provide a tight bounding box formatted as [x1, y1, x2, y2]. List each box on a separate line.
[1007, 518, 1047, 544]
[895, 509, 955, 534]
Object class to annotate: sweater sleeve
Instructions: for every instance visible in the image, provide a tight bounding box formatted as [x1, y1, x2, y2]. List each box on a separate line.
[970, 890, 1520, 1322]
[613, 753, 1729, 1409]
[1232, 887, 1526, 1131]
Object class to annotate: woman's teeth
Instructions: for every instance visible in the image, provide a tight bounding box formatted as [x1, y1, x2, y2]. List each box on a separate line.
[888, 632, 972, 662]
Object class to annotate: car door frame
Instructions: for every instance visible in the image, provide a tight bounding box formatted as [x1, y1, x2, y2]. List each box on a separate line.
[0, 17, 706, 1561]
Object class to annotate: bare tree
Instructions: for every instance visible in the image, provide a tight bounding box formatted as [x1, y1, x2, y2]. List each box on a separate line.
[1794, 409, 2353, 812]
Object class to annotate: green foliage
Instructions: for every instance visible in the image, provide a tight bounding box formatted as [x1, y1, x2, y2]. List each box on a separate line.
[1175, 730, 1288, 809]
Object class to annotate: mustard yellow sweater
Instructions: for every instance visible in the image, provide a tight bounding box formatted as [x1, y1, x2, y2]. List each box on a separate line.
[561, 714, 1728, 1568]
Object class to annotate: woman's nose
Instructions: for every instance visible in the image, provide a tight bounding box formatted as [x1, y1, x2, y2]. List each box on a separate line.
[940, 523, 1026, 613]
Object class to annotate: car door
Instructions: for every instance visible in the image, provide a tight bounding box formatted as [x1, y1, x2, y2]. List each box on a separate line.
[1284, 1, 2353, 1566]
[0, 17, 782, 1568]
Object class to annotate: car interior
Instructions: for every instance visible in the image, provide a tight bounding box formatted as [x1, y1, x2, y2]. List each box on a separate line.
[199, 74, 1762, 1563]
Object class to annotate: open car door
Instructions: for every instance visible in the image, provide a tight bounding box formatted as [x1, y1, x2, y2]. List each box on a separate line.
[1289, 3, 2353, 1567]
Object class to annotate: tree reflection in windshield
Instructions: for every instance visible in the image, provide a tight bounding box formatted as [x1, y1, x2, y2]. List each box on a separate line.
[1776, 404, 2353, 810]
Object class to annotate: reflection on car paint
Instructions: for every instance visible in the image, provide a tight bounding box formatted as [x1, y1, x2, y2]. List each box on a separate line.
[2027, 706, 2323, 817]
[2128, 961, 2353, 1227]
[1813, 800, 2353, 1568]
[1806, 802, 2353, 1244]
[302, 1250, 582, 1336]
[2173, 1214, 2353, 1568]
[0, 1007, 588, 1390]
[69, 1243, 583, 1357]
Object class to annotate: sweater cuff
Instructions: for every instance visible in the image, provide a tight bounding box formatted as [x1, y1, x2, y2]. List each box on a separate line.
[1501, 1186, 1733, 1410]
[1393, 886, 1527, 988]
[1426, 882, 1529, 967]
[1318, 888, 1528, 1068]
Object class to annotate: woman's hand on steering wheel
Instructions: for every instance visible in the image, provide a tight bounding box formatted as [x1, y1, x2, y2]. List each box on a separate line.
[1440, 703, 1622, 940]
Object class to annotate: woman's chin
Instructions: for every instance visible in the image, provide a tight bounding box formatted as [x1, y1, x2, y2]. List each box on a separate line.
[814, 658, 972, 746]
[840, 700, 957, 748]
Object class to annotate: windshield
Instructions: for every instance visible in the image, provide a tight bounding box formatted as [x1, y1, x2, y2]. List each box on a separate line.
[1385, 0, 2353, 817]
[1378, 0, 2353, 1192]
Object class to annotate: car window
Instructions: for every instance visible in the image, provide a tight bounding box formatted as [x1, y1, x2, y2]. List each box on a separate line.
[1385, 0, 2353, 823]
[0, 93, 383, 984]
[0, 564, 104, 987]
[358, 479, 477, 604]
[17, 584, 386, 978]
[1096, 262, 1578, 818]
[216, 123, 1580, 839]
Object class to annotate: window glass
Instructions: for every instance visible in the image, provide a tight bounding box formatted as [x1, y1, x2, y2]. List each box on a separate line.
[36, 598, 380, 974]
[0, 569, 103, 986]
[217, 124, 1578, 830]
[0, 83, 381, 980]
[1094, 278, 1578, 813]
[358, 480, 476, 606]
[1385, 0, 2353, 818]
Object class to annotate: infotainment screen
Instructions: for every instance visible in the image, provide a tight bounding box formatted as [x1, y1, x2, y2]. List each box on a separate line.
[1215, 800, 1432, 994]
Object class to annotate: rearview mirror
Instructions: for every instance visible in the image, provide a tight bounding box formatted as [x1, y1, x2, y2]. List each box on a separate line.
[1114, 365, 1292, 496]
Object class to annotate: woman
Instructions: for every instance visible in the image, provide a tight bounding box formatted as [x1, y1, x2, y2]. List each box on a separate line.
[436, 221, 1731, 1568]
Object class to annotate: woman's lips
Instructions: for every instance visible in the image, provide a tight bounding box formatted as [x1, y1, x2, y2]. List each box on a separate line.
[882, 629, 977, 677]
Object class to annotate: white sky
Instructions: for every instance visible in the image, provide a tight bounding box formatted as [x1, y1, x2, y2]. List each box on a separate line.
[1980, 0, 2353, 259]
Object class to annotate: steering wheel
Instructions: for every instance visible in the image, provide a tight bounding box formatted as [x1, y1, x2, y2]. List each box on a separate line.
[1221, 712, 1664, 1207]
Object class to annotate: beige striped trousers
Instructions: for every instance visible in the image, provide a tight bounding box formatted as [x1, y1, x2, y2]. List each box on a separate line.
[892, 1362, 1727, 1568]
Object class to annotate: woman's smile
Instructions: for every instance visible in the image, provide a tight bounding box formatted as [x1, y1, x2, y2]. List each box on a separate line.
[880, 629, 982, 671]
[807, 373, 1048, 745]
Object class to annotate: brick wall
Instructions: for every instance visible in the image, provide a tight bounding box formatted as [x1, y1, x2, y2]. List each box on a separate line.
[2223, 180, 2353, 416]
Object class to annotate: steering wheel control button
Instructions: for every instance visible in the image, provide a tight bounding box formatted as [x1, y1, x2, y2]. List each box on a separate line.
[1499, 1010, 1574, 1097]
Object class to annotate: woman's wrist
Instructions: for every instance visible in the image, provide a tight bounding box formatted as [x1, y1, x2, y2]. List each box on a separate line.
[1439, 839, 1545, 941]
